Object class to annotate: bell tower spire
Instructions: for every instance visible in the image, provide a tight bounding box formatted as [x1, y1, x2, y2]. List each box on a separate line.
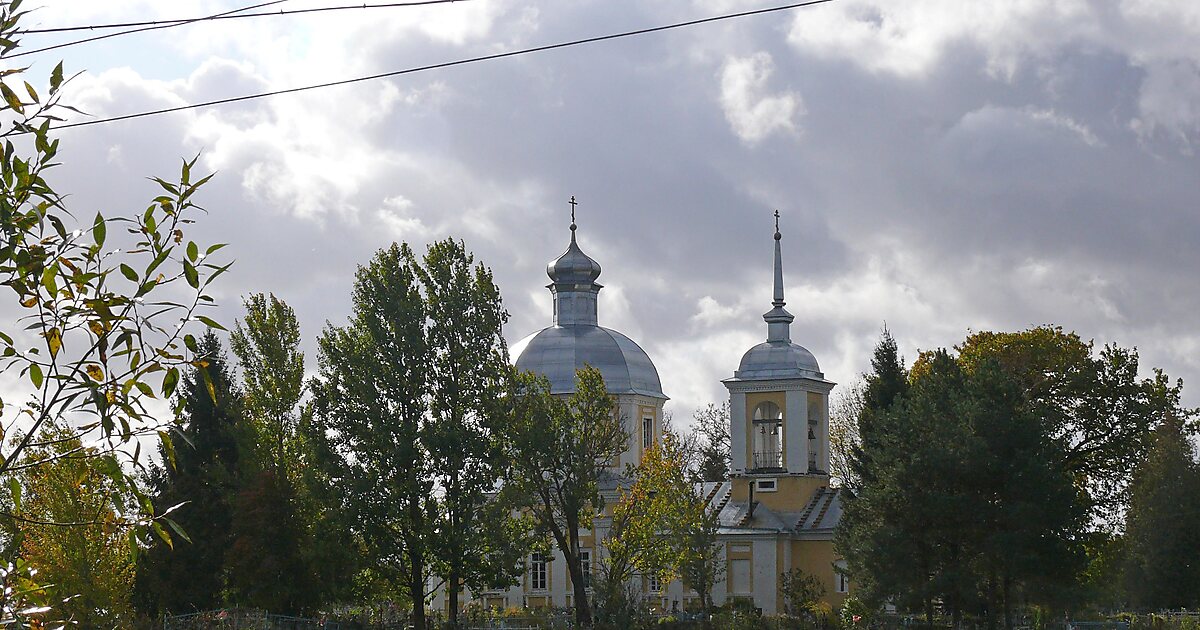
[763, 210, 794, 343]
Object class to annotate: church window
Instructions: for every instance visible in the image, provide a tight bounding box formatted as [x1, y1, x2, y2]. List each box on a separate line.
[648, 573, 661, 593]
[643, 416, 654, 448]
[579, 549, 592, 589]
[752, 402, 783, 469]
[530, 553, 548, 591]
[835, 560, 849, 593]
[755, 479, 777, 492]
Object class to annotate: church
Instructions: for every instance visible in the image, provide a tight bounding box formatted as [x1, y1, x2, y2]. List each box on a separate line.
[438, 210, 849, 615]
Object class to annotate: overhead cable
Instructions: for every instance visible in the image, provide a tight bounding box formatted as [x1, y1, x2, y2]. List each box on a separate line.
[18, 0, 474, 35]
[53, 0, 835, 132]
[10, 0, 292, 58]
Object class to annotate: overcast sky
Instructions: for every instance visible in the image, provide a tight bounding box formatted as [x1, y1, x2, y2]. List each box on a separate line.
[16, 0, 1200, 424]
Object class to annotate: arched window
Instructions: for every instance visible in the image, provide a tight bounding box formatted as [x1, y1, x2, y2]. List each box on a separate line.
[752, 402, 783, 469]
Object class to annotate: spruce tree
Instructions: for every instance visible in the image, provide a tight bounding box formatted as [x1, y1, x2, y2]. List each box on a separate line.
[135, 332, 247, 615]
[1122, 414, 1200, 609]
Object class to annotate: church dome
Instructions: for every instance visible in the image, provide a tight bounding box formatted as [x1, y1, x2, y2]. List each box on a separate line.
[511, 325, 666, 398]
[546, 227, 602, 285]
[513, 212, 667, 400]
[726, 212, 828, 384]
[735, 341, 822, 380]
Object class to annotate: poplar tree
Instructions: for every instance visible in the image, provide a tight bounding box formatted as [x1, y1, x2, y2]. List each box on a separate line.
[309, 243, 434, 629]
[416, 240, 526, 627]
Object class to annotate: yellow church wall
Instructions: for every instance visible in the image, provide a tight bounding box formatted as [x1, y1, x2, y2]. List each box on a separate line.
[789, 540, 849, 608]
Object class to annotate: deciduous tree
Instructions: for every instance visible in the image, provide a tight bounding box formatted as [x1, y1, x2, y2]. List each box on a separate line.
[309, 243, 434, 629]
[504, 367, 627, 627]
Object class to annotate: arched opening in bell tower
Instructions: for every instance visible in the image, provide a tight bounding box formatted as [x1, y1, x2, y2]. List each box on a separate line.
[752, 401, 784, 470]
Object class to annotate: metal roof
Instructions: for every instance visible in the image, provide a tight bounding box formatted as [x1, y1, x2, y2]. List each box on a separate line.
[511, 324, 667, 399]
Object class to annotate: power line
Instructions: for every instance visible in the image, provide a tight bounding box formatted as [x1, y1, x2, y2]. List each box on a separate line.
[53, 0, 835, 132]
[10, 0, 291, 58]
[18, 0, 475, 35]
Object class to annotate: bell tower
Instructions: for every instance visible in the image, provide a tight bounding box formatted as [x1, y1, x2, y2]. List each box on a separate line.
[723, 213, 834, 510]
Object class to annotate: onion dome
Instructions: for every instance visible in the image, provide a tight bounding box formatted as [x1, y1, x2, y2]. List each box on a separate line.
[511, 200, 667, 399]
[546, 225, 602, 286]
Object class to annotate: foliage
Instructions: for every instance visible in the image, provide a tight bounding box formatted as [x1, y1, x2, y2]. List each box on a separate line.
[779, 568, 825, 618]
[229, 293, 304, 473]
[693, 403, 731, 483]
[839, 342, 1087, 627]
[0, 1, 226, 623]
[503, 366, 627, 627]
[416, 239, 530, 626]
[952, 326, 1192, 520]
[828, 378, 863, 491]
[11, 425, 136, 628]
[308, 242, 435, 629]
[1121, 414, 1200, 610]
[135, 332, 246, 616]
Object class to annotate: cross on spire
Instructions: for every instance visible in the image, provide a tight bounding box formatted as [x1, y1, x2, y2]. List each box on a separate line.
[774, 209, 781, 241]
[569, 195, 578, 231]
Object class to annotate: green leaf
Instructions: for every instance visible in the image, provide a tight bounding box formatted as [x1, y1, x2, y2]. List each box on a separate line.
[163, 516, 192, 544]
[23, 81, 37, 104]
[205, 243, 227, 256]
[8, 477, 20, 514]
[28, 363, 42, 388]
[186, 241, 198, 262]
[50, 62, 63, 94]
[119, 263, 138, 282]
[162, 367, 179, 398]
[92, 212, 106, 247]
[152, 521, 173, 550]
[183, 259, 198, 288]
[196, 315, 226, 331]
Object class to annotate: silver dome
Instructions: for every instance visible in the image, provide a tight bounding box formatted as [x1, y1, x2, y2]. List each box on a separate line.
[512, 325, 667, 399]
[734, 341, 823, 381]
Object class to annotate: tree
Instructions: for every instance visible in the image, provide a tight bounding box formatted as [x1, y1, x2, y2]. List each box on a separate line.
[309, 243, 434, 629]
[0, 3, 228, 622]
[955, 326, 1189, 520]
[416, 239, 526, 627]
[1122, 413, 1200, 609]
[230, 293, 304, 474]
[226, 293, 324, 613]
[780, 567, 826, 619]
[504, 367, 627, 627]
[674, 479, 724, 620]
[851, 328, 908, 489]
[13, 425, 136, 628]
[135, 332, 246, 616]
[829, 378, 864, 491]
[692, 403, 731, 482]
[841, 341, 1096, 628]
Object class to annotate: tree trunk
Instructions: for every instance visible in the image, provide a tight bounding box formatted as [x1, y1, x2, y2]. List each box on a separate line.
[567, 526, 593, 627]
[410, 557, 426, 630]
[1002, 577, 1013, 630]
[448, 568, 460, 629]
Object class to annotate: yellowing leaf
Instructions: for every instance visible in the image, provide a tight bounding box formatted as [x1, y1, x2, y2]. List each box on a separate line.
[85, 363, 104, 382]
[44, 327, 61, 357]
[20, 296, 37, 308]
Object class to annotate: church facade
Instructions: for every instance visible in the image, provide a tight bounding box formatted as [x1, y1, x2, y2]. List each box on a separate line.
[435, 213, 848, 615]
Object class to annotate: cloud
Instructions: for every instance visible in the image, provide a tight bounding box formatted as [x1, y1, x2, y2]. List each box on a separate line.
[718, 52, 803, 143]
[4, 0, 1197, 436]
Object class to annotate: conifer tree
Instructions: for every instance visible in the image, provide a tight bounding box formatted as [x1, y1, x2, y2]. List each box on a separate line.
[1122, 414, 1200, 609]
[135, 332, 246, 615]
